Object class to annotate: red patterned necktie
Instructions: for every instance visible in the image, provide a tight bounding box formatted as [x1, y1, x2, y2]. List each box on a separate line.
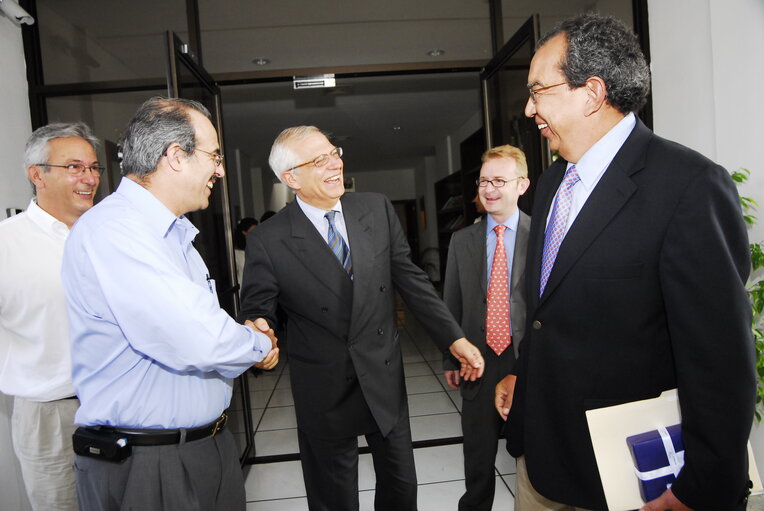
[486, 224, 511, 356]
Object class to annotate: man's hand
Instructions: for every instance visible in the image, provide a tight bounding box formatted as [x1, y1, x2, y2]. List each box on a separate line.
[494, 374, 516, 421]
[448, 338, 484, 381]
[640, 488, 693, 511]
[246, 318, 279, 370]
[444, 370, 461, 389]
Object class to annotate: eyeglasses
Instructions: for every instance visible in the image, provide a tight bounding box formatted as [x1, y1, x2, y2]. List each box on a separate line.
[287, 147, 343, 172]
[527, 81, 568, 103]
[35, 163, 104, 177]
[194, 148, 224, 167]
[476, 177, 524, 188]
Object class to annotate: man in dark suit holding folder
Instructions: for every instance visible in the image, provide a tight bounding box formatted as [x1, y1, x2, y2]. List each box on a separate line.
[239, 125, 485, 511]
[494, 13, 755, 511]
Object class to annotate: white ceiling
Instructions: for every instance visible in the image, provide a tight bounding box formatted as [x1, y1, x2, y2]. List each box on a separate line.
[35, 0, 633, 175]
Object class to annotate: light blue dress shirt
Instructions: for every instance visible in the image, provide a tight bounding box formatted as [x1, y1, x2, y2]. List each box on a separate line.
[62, 177, 272, 429]
[546, 112, 637, 234]
[485, 210, 519, 335]
[295, 196, 351, 250]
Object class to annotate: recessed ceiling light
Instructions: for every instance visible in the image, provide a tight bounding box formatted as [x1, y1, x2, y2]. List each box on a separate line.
[252, 57, 271, 66]
[426, 49, 445, 57]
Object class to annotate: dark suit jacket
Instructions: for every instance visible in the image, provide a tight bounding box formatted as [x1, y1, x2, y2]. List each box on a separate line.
[239, 192, 464, 439]
[442, 213, 530, 400]
[506, 120, 755, 510]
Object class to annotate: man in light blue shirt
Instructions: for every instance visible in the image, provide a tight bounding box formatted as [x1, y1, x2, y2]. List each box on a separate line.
[61, 97, 278, 511]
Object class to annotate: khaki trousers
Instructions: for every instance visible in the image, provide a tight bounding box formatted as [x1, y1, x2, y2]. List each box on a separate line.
[12, 396, 79, 511]
[515, 456, 593, 511]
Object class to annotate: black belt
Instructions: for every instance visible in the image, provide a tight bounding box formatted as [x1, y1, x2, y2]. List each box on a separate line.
[83, 413, 228, 446]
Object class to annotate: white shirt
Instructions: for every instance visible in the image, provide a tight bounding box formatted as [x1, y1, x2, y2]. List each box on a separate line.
[295, 196, 351, 250]
[547, 112, 637, 234]
[0, 200, 75, 401]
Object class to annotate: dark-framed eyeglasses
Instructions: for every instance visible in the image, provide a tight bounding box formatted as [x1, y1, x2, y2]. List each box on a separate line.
[527, 81, 568, 103]
[287, 146, 343, 172]
[34, 163, 104, 177]
[476, 177, 524, 188]
[194, 147, 224, 167]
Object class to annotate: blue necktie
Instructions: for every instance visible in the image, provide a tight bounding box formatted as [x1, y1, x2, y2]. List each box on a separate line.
[540, 165, 580, 296]
[325, 211, 353, 278]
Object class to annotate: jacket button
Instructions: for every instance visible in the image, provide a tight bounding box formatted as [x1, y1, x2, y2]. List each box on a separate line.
[532, 320, 542, 330]
[385, 359, 390, 366]
[482, 297, 487, 304]
[321, 307, 328, 313]
[480, 325, 486, 332]
[377, 329, 384, 335]
[380, 285, 386, 292]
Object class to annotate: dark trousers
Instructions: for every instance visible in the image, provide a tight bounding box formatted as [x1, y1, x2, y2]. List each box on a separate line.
[459, 348, 515, 511]
[297, 414, 418, 511]
[74, 428, 245, 511]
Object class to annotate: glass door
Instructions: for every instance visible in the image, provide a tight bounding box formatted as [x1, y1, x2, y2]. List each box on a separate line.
[166, 31, 255, 465]
[480, 15, 546, 214]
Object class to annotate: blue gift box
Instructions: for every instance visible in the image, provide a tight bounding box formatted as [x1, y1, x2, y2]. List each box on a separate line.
[626, 424, 685, 502]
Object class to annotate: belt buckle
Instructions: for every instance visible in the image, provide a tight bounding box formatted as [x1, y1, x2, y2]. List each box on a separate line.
[211, 413, 227, 437]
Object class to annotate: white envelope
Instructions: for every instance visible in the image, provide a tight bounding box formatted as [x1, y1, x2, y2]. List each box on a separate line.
[585, 389, 762, 510]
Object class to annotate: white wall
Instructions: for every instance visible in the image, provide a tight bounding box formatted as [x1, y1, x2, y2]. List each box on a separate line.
[0, 19, 33, 214]
[648, 0, 764, 478]
[649, 0, 764, 245]
[0, 14, 34, 511]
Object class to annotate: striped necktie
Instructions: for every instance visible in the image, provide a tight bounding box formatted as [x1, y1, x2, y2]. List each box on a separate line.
[325, 211, 353, 278]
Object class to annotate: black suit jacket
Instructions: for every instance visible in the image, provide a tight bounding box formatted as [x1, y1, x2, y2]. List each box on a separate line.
[239, 193, 464, 439]
[442, 213, 530, 400]
[506, 120, 755, 510]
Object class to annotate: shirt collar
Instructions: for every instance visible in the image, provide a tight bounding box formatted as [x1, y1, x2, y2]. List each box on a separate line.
[567, 112, 636, 188]
[296, 195, 343, 217]
[115, 177, 198, 242]
[25, 198, 70, 240]
[486, 209, 520, 233]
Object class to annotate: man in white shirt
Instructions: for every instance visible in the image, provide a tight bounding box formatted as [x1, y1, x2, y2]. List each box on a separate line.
[0, 122, 101, 511]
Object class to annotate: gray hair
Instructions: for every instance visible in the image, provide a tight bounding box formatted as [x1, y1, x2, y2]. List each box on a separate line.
[24, 122, 99, 172]
[268, 125, 326, 183]
[538, 12, 651, 114]
[120, 96, 211, 177]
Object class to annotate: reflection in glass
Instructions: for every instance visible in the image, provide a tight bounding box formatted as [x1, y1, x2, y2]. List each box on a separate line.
[36, 0, 187, 84]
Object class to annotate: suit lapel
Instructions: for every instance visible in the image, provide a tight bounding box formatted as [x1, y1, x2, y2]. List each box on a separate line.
[538, 121, 651, 304]
[343, 196, 374, 340]
[511, 212, 530, 296]
[465, 220, 488, 297]
[285, 201, 352, 302]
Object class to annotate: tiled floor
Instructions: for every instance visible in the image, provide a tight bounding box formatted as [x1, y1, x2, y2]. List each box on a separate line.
[239, 314, 517, 510]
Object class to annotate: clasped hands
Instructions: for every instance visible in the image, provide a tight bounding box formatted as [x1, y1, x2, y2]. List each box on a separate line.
[448, 337, 485, 382]
[245, 318, 279, 370]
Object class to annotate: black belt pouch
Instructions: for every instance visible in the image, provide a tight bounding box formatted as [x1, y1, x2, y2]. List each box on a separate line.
[73, 427, 132, 463]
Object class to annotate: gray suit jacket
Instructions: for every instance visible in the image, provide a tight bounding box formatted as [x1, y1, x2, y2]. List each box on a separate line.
[239, 193, 464, 439]
[442, 213, 530, 399]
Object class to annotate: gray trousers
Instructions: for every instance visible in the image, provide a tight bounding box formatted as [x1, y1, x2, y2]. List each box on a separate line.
[74, 427, 245, 511]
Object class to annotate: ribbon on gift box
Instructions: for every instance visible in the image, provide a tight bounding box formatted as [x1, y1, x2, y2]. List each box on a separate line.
[634, 426, 685, 481]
